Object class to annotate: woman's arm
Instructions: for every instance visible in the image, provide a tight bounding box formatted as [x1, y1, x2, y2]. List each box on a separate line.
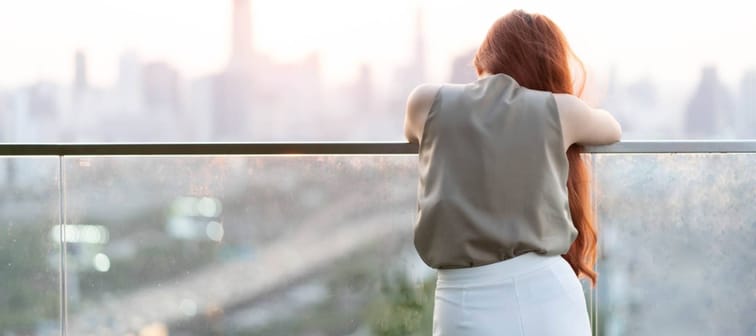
[404, 84, 442, 143]
[554, 93, 622, 151]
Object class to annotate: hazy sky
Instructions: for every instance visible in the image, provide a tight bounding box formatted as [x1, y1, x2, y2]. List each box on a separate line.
[1, 0, 755, 90]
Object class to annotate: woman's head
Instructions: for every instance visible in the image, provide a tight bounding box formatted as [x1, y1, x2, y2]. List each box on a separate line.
[476, 10, 598, 286]
[473, 10, 584, 96]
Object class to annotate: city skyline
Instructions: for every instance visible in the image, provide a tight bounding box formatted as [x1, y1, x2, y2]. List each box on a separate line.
[2, 0, 756, 90]
[0, 2, 755, 333]
[1, 0, 754, 143]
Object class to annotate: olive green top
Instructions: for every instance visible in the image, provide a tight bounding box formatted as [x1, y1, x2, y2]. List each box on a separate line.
[414, 73, 577, 269]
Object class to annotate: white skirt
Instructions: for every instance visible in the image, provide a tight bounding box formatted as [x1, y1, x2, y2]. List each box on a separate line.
[433, 252, 592, 336]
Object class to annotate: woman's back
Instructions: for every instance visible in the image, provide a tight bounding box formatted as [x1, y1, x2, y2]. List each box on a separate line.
[404, 10, 621, 335]
[414, 73, 576, 269]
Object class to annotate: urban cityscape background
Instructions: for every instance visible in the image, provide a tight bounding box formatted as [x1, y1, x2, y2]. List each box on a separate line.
[1, 0, 755, 142]
[1, 1, 755, 335]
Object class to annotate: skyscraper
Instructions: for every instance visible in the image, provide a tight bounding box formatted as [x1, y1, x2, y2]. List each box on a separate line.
[212, 0, 325, 140]
[74, 50, 88, 94]
[229, 0, 253, 70]
[385, 4, 430, 140]
[68, 50, 90, 141]
[214, 0, 255, 139]
[391, 5, 428, 94]
[736, 71, 756, 138]
[117, 51, 144, 117]
[142, 61, 180, 116]
[449, 48, 477, 83]
[392, 4, 427, 88]
[684, 66, 734, 138]
[411, 6, 426, 83]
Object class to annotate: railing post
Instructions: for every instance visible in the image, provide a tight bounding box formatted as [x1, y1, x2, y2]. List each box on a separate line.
[57, 156, 68, 336]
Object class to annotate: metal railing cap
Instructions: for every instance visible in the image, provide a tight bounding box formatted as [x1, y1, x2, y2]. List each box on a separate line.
[0, 140, 754, 156]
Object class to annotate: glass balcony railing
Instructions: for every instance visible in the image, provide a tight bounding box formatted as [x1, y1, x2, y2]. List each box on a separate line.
[1, 141, 754, 336]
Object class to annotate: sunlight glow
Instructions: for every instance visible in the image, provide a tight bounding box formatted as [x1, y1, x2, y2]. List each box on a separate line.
[1, 0, 754, 88]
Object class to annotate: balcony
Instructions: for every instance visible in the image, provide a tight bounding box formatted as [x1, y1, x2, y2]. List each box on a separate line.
[1, 141, 754, 336]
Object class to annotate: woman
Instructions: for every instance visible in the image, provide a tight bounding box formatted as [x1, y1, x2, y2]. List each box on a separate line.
[404, 10, 621, 335]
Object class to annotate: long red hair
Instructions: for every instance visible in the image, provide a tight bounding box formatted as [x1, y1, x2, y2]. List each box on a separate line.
[473, 10, 598, 286]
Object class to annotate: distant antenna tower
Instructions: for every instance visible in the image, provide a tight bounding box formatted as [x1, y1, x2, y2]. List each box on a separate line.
[229, 0, 253, 70]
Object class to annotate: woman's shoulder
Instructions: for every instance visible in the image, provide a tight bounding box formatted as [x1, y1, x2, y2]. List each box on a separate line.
[404, 83, 444, 143]
[553, 93, 622, 148]
[408, 83, 444, 102]
[406, 83, 444, 118]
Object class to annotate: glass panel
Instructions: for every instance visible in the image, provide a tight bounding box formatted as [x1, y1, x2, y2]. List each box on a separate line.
[594, 153, 756, 335]
[0, 157, 60, 335]
[64, 156, 441, 335]
[63, 152, 756, 335]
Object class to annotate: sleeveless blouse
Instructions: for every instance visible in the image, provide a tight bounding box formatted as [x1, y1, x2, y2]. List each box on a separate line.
[414, 73, 577, 269]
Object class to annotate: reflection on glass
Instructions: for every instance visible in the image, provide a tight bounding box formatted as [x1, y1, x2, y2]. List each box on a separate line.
[64, 156, 435, 335]
[4, 153, 754, 335]
[0, 157, 60, 335]
[594, 154, 756, 335]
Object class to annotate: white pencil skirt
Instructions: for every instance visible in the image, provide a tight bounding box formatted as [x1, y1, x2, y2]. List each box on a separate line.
[433, 252, 592, 336]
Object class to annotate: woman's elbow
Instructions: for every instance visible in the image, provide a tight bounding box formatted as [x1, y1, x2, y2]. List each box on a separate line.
[405, 130, 419, 144]
[403, 121, 419, 144]
[609, 120, 622, 143]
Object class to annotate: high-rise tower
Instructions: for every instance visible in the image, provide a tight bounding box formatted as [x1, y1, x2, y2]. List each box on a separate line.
[392, 4, 427, 96]
[74, 50, 88, 93]
[412, 6, 426, 83]
[229, 0, 253, 69]
[736, 70, 756, 138]
[214, 0, 256, 139]
[684, 66, 735, 137]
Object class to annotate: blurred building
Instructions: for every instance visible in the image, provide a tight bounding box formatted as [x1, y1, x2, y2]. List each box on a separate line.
[0, 90, 8, 142]
[142, 62, 181, 116]
[684, 66, 735, 138]
[117, 51, 144, 119]
[409, 7, 427, 85]
[212, 0, 255, 140]
[229, 0, 254, 71]
[736, 70, 756, 138]
[392, 6, 427, 95]
[352, 64, 375, 115]
[61, 51, 101, 141]
[5, 82, 61, 142]
[600, 67, 668, 138]
[74, 50, 88, 96]
[383, 5, 428, 140]
[212, 0, 325, 141]
[185, 76, 216, 141]
[449, 48, 477, 84]
[212, 72, 255, 140]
